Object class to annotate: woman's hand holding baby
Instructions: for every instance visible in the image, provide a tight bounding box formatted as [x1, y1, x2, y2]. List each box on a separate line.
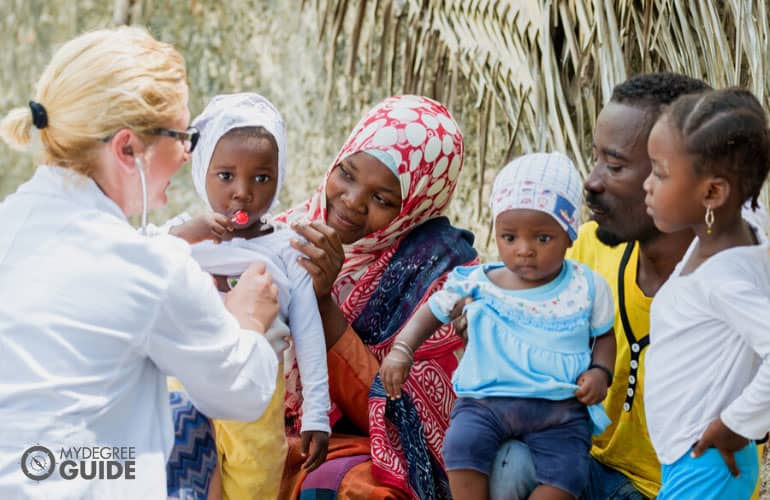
[448, 297, 474, 345]
[171, 213, 234, 244]
[225, 261, 279, 334]
[290, 221, 345, 299]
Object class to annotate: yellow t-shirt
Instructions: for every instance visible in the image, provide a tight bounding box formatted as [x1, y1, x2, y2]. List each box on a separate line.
[567, 222, 659, 498]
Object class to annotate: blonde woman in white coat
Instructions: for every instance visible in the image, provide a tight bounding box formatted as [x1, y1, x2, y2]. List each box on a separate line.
[0, 27, 281, 500]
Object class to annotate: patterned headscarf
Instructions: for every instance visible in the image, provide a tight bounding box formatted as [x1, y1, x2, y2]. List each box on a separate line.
[276, 95, 464, 321]
[191, 93, 286, 210]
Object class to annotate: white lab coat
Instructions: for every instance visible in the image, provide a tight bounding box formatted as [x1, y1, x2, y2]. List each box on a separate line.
[0, 166, 278, 499]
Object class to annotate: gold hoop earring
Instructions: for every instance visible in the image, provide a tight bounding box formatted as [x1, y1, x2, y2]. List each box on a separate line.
[705, 206, 714, 235]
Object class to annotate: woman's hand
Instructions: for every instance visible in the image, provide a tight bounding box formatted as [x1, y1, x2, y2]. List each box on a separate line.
[691, 418, 750, 477]
[224, 262, 279, 333]
[380, 350, 413, 399]
[449, 297, 473, 345]
[290, 221, 345, 298]
[301, 430, 330, 472]
[170, 212, 233, 244]
[290, 221, 349, 348]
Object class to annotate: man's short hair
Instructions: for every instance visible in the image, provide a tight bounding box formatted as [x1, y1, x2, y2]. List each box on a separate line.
[610, 72, 712, 133]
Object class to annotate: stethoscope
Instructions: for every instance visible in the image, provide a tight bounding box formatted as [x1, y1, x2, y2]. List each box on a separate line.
[134, 155, 248, 235]
[134, 156, 149, 235]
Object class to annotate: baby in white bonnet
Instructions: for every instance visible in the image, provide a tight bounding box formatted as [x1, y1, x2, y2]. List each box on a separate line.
[165, 93, 330, 498]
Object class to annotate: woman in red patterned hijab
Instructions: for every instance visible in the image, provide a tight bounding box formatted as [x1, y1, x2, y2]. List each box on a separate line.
[278, 95, 478, 499]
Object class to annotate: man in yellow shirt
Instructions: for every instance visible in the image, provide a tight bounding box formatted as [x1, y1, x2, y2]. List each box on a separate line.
[489, 73, 711, 499]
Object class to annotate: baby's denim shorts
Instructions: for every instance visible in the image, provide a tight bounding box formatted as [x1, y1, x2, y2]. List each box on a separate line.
[443, 396, 592, 497]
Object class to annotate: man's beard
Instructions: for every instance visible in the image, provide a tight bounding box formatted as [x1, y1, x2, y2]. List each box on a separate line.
[595, 221, 663, 247]
[595, 226, 626, 247]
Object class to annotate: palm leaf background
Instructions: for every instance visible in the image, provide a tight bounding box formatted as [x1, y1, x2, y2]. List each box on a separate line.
[1, 0, 769, 256]
[306, 0, 770, 249]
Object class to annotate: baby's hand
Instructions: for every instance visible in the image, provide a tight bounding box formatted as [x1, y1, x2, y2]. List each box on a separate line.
[575, 367, 610, 405]
[380, 349, 413, 400]
[170, 213, 233, 244]
[301, 430, 330, 472]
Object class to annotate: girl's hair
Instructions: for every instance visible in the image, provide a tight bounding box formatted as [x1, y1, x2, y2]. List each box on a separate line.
[0, 27, 187, 177]
[664, 87, 770, 209]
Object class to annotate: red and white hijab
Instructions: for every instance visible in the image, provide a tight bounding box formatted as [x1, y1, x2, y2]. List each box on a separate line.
[276, 95, 464, 323]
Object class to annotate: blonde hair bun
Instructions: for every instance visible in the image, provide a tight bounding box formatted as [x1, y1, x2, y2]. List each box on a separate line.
[0, 107, 34, 151]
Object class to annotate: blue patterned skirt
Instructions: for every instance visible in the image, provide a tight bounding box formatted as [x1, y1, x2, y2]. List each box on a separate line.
[167, 391, 218, 499]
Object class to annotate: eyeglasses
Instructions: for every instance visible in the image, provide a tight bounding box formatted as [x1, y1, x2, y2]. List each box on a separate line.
[147, 127, 200, 154]
[102, 126, 200, 154]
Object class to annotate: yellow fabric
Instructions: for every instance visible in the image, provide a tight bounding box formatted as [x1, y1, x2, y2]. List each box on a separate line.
[213, 365, 287, 500]
[167, 377, 185, 393]
[751, 445, 763, 500]
[568, 222, 764, 499]
[567, 222, 659, 498]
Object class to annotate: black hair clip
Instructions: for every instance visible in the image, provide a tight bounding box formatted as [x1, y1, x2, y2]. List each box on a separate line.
[28, 100, 48, 129]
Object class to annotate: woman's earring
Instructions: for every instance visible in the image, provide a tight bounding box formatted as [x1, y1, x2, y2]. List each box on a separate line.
[705, 206, 714, 235]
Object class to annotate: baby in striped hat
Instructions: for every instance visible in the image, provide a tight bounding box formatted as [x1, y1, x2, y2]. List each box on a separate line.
[380, 152, 617, 499]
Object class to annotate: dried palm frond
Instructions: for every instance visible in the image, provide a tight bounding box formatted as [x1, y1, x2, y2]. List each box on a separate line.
[307, 0, 770, 253]
[3, 1, 769, 259]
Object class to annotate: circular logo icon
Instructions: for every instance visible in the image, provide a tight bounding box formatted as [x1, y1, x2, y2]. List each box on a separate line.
[21, 445, 55, 481]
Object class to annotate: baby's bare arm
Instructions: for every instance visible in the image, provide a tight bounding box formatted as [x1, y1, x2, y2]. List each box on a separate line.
[380, 304, 443, 398]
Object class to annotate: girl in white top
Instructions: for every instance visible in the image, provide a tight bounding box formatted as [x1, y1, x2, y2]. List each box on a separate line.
[164, 93, 330, 499]
[643, 87, 770, 500]
[0, 28, 281, 499]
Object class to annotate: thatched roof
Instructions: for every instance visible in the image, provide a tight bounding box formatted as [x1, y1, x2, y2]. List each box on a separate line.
[310, 0, 770, 185]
